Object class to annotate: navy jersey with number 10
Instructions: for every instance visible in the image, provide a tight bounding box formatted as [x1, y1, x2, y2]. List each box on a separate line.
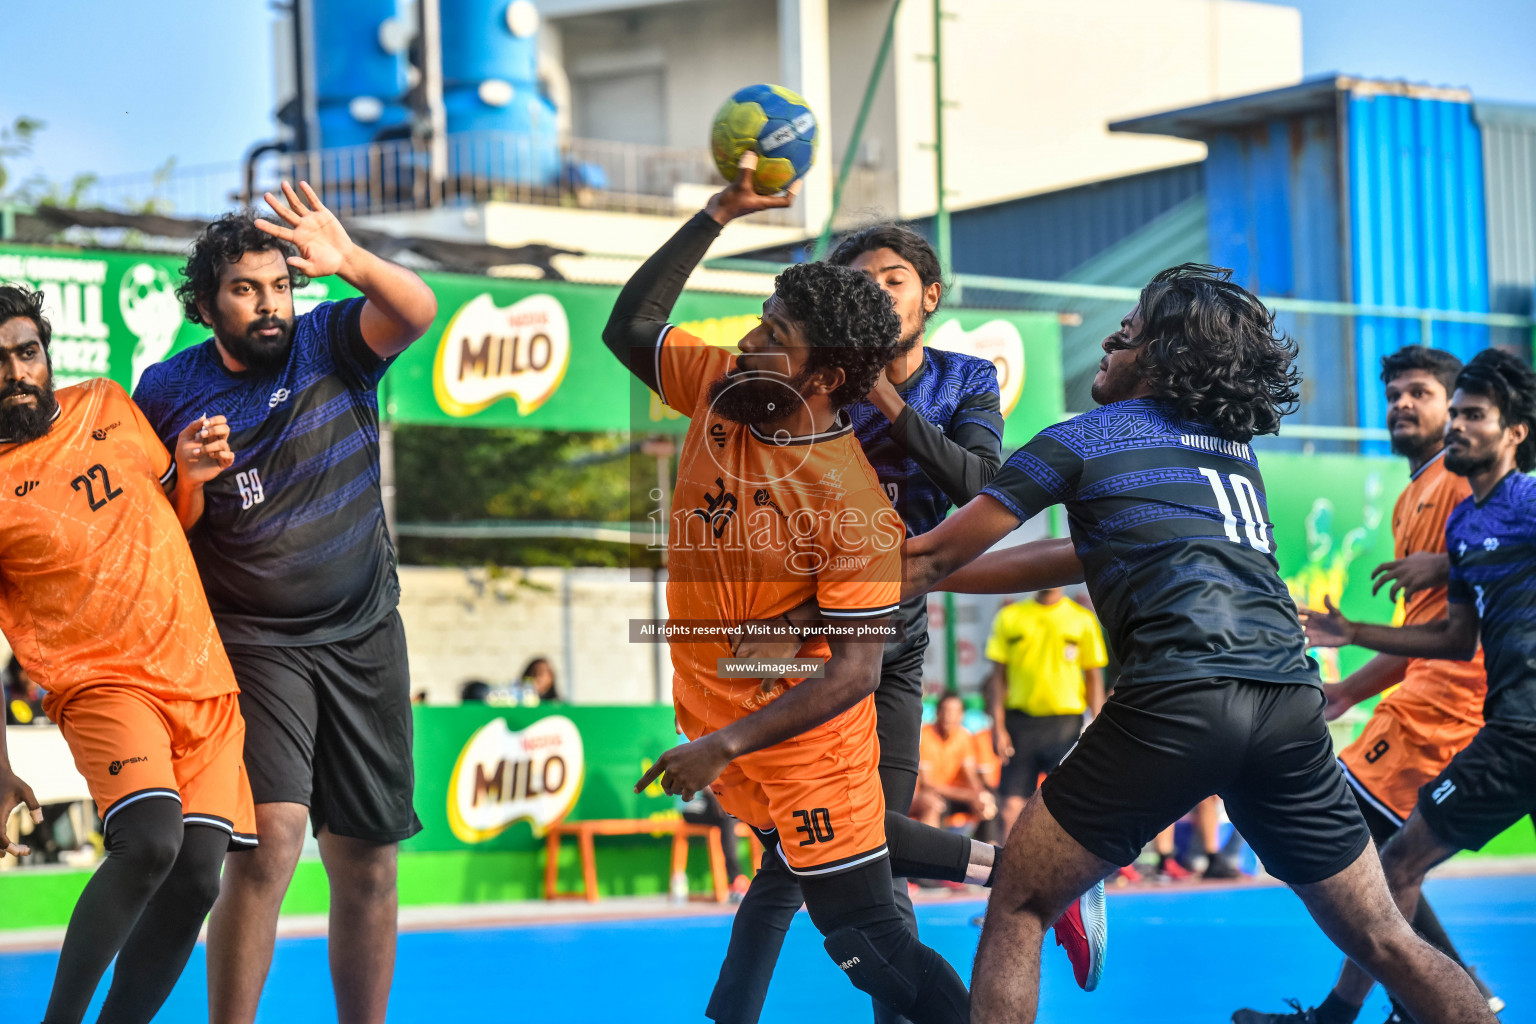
[981, 398, 1318, 690]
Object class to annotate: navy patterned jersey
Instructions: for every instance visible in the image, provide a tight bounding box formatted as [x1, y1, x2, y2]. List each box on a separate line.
[133, 299, 400, 646]
[981, 398, 1317, 689]
[847, 346, 1002, 537]
[1446, 470, 1536, 725]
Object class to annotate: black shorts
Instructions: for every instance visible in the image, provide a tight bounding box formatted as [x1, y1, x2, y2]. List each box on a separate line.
[1040, 677, 1370, 885]
[872, 614, 928, 780]
[999, 712, 1082, 799]
[228, 610, 423, 843]
[1418, 720, 1536, 853]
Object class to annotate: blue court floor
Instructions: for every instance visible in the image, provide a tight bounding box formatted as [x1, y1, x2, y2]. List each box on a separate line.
[2, 874, 1532, 1023]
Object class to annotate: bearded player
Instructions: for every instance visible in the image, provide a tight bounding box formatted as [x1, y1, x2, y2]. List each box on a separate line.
[609, 156, 1023, 1023]
[0, 284, 253, 1024]
[900, 266, 1496, 1023]
[1301, 348, 1536, 1024]
[1235, 346, 1501, 1023]
[132, 183, 438, 1024]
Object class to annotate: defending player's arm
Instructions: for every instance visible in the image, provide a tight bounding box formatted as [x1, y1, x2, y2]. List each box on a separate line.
[880, 390, 1004, 507]
[931, 536, 1083, 595]
[1323, 653, 1410, 721]
[635, 631, 886, 798]
[256, 181, 437, 358]
[602, 154, 794, 393]
[1370, 552, 1451, 603]
[903, 427, 1083, 599]
[166, 415, 235, 530]
[0, 720, 43, 858]
[1301, 595, 1480, 662]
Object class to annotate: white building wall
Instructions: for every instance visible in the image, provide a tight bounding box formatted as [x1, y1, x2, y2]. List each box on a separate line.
[895, 0, 1303, 217]
[396, 566, 672, 706]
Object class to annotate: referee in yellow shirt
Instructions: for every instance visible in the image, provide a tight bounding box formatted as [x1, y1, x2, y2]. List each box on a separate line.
[986, 588, 1108, 837]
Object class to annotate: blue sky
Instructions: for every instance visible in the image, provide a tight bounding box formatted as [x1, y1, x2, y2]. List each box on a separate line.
[1, 0, 1533, 185]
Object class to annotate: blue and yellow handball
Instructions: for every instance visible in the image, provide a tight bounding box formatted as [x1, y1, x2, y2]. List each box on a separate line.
[710, 84, 819, 194]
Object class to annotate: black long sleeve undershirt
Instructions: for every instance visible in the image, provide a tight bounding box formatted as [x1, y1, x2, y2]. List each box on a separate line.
[889, 390, 1003, 509]
[601, 210, 723, 393]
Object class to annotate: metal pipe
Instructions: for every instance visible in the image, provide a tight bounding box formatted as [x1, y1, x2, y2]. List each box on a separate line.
[811, 0, 902, 260]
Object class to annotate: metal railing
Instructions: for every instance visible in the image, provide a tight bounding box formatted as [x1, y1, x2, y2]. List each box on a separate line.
[75, 133, 805, 225]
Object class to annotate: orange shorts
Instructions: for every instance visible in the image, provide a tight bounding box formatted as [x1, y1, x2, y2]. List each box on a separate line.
[55, 686, 257, 849]
[703, 698, 887, 875]
[1339, 696, 1482, 823]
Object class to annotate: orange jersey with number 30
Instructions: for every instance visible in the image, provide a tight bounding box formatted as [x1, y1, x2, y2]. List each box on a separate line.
[656, 327, 905, 736]
[0, 379, 237, 714]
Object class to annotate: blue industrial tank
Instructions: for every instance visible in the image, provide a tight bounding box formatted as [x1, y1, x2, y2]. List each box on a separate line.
[439, 0, 560, 185]
[311, 0, 412, 150]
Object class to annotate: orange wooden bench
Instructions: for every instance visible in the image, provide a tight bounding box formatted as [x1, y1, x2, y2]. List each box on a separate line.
[543, 818, 764, 903]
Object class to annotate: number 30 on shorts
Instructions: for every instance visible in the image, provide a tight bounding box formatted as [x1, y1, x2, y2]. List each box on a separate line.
[793, 807, 835, 846]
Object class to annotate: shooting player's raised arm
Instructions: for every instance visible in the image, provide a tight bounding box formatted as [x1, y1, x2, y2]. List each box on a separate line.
[602, 211, 724, 397]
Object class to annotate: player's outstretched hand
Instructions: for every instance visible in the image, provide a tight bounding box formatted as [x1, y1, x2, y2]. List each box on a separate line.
[1370, 552, 1450, 603]
[0, 765, 42, 858]
[257, 180, 357, 278]
[635, 734, 733, 801]
[175, 415, 235, 486]
[1299, 595, 1357, 649]
[705, 152, 801, 227]
[1321, 682, 1356, 721]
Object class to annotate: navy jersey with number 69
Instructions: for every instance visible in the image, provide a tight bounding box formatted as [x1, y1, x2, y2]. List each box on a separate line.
[981, 398, 1317, 690]
[133, 299, 400, 647]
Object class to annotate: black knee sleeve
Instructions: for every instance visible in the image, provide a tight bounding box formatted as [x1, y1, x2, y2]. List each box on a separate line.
[821, 915, 968, 1024]
[105, 797, 185, 887]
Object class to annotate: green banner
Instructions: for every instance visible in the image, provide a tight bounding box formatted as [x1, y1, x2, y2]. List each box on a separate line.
[405, 704, 683, 853]
[1264, 451, 1408, 682]
[0, 243, 1064, 438]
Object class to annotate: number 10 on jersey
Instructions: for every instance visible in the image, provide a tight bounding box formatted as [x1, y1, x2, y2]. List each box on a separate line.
[236, 468, 265, 510]
[1199, 467, 1270, 552]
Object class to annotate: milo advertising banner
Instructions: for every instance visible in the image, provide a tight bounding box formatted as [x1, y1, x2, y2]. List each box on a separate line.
[0, 243, 1065, 439]
[407, 704, 681, 853]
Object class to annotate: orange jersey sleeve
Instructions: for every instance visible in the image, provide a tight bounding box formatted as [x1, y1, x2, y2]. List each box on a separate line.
[1380, 452, 1484, 726]
[657, 326, 735, 419]
[1392, 454, 1473, 626]
[0, 380, 237, 712]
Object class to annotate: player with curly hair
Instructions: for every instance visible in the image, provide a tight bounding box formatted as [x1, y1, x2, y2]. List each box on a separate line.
[898, 265, 1498, 1023]
[131, 183, 437, 1024]
[604, 157, 1005, 1024]
[1294, 347, 1535, 1024]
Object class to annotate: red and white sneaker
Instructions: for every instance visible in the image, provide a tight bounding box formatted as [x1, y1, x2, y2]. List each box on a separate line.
[1052, 879, 1107, 991]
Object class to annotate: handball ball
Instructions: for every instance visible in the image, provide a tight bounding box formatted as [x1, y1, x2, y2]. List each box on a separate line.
[711, 84, 818, 194]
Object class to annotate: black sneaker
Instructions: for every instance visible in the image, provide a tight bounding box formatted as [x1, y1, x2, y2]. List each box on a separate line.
[1233, 1000, 1319, 1023]
[1204, 855, 1243, 880]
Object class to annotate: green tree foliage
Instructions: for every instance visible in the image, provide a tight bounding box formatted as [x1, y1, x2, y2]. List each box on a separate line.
[394, 425, 663, 569]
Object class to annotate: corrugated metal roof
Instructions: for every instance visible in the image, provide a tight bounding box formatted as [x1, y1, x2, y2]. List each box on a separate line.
[941, 164, 1205, 281]
[1476, 102, 1536, 343]
[1350, 92, 1491, 435]
[1056, 194, 1210, 411]
[1111, 75, 1472, 140]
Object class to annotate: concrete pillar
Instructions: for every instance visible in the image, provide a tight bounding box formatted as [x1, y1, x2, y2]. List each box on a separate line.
[778, 0, 833, 235]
